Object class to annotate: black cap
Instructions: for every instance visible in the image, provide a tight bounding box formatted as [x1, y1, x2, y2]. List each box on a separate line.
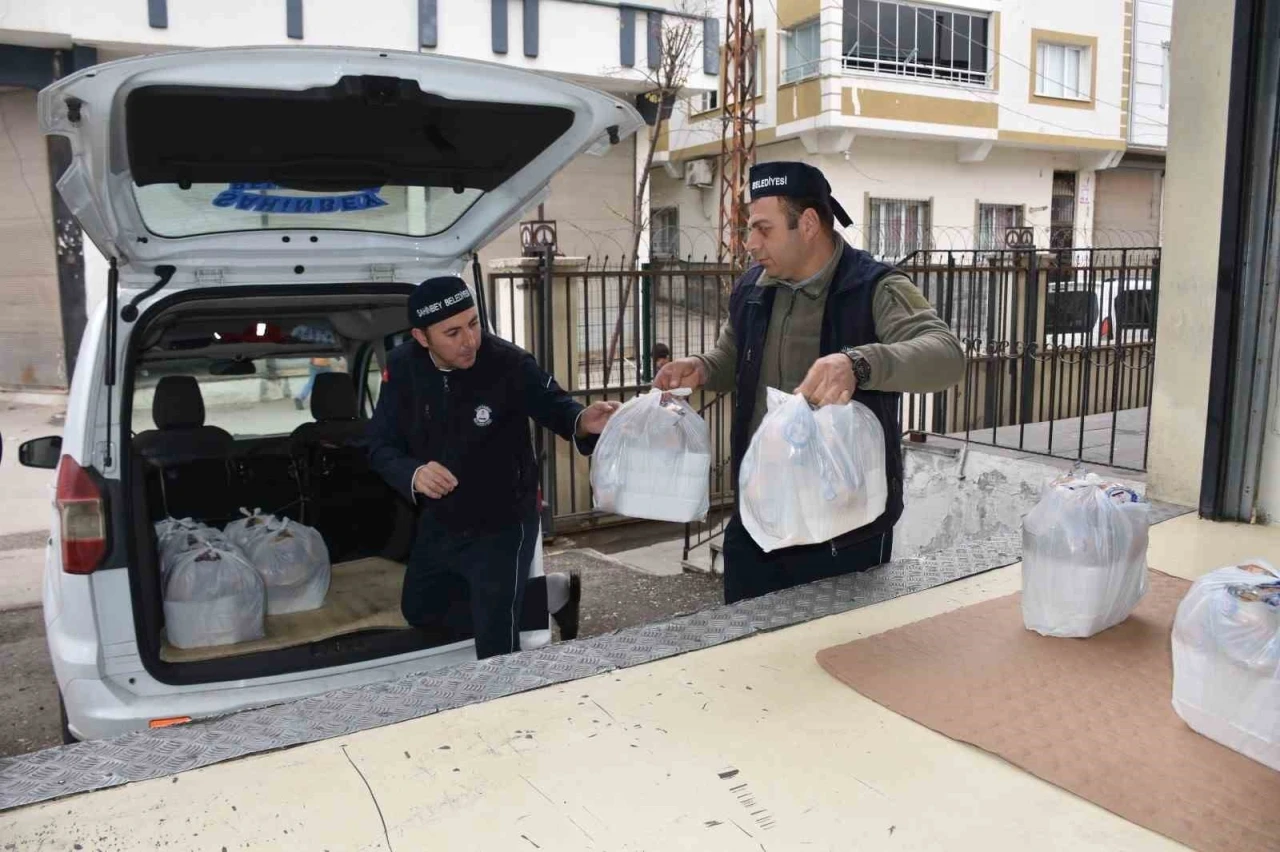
[408, 276, 476, 329]
[748, 161, 852, 228]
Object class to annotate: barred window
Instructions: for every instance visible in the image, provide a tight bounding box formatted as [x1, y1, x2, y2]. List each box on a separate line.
[843, 1, 991, 86]
[650, 207, 680, 258]
[868, 197, 931, 260]
[977, 204, 1023, 252]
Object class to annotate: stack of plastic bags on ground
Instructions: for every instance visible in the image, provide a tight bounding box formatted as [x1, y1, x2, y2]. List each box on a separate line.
[1020, 473, 1150, 638]
[591, 388, 711, 524]
[225, 509, 331, 615]
[155, 510, 332, 649]
[155, 517, 265, 650]
[738, 389, 887, 553]
[1171, 560, 1279, 771]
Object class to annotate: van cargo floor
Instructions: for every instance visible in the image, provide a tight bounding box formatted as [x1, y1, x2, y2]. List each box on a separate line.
[160, 557, 408, 663]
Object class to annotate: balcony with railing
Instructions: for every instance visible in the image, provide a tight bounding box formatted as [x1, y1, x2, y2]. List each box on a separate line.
[842, 0, 993, 88]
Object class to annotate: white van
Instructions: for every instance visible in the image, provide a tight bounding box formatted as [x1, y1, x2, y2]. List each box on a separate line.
[15, 46, 641, 742]
[1043, 274, 1155, 350]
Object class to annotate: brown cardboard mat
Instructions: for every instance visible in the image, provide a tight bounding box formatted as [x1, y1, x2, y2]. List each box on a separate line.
[161, 557, 409, 663]
[816, 570, 1280, 852]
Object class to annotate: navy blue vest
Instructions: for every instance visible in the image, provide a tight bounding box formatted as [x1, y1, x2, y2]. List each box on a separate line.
[728, 242, 905, 548]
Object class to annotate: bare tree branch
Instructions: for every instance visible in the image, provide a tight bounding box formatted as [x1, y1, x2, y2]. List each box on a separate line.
[602, 1, 708, 384]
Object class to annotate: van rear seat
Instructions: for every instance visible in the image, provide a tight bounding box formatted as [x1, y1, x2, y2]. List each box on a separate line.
[290, 373, 408, 563]
[135, 373, 408, 562]
[134, 376, 239, 522]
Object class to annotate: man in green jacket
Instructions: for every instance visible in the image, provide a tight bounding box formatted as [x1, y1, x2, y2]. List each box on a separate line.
[654, 161, 965, 603]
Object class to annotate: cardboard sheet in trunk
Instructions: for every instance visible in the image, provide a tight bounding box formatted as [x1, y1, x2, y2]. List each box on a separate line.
[816, 570, 1280, 852]
[161, 557, 408, 663]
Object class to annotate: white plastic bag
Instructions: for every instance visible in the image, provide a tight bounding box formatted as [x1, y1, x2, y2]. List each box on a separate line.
[155, 517, 240, 581]
[163, 540, 266, 649]
[224, 507, 276, 554]
[1171, 560, 1279, 771]
[1020, 473, 1149, 638]
[242, 517, 332, 615]
[590, 388, 712, 523]
[738, 389, 887, 553]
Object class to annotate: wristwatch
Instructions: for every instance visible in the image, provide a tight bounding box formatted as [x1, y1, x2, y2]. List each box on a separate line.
[841, 346, 872, 386]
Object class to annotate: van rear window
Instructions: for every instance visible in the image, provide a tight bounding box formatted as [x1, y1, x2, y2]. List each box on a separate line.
[133, 182, 483, 239]
[134, 354, 350, 439]
[1114, 289, 1154, 331]
[1044, 291, 1098, 335]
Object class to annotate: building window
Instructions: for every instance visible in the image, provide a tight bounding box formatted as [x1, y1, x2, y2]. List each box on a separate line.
[868, 198, 931, 260]
[783, 19, 821, 84]
[977, 204, 1023, 252]
[694, 89, 719, 113]
[725, 37, 766, 104]
[1035, 41, 1092, 102]
[651, 207, 680, 258]
[842, 1, 991, 86]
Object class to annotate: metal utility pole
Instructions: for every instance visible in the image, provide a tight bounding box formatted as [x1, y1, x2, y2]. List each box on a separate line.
[717, 0, 757, 268]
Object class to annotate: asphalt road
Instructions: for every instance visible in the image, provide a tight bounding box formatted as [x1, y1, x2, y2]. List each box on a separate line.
[0, 605, 61, 757]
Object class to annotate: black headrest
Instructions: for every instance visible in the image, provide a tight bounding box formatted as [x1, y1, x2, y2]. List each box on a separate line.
[311, 372, 358, 422]
[152, 376, 206, 430]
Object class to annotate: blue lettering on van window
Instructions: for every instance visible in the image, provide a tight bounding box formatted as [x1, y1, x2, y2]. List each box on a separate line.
[210, 182, 387, 214]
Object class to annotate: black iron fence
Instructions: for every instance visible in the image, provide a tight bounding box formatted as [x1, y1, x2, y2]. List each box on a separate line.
[484, 253, 737, 536]
[895, 246, 1160, 471]
[486, 243, 1160, 540]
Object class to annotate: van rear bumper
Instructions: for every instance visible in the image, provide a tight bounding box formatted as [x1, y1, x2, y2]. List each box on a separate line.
[60, 634, 544, 741]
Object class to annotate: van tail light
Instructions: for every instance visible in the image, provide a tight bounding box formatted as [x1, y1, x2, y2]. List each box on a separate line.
[1100, 317, 1112, 340]
[56, 455, 108, 575]
[382, 367, 390, 383]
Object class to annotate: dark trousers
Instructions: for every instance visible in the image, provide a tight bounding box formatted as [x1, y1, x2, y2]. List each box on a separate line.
[402, 511, 541, 659]
[721, 514, 892, 605]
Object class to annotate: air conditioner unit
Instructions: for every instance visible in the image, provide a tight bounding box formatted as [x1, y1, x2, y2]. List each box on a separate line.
[685, 158, 714, 188]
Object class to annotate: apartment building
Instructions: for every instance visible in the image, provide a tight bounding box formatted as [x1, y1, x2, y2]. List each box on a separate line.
[0, 0, 719, 388]
[652, 0, 1172, 262]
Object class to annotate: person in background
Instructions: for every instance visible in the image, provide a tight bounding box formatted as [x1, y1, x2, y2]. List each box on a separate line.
[653, 161, 965, 604]
[651, 342, 672, 374]
[294, 357, 333, 411]
[367, 276, 620, 658]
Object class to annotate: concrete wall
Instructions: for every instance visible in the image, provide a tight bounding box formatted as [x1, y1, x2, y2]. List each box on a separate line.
[1145, 0, 1232, 506]
[478, 132, 638, 265]
[993, 0, 1128, 141]
[1, 0, 719, 94]
[0, 90, 65, 389]
[652, 135, 1084, 254]
[663, 0, 1129, 152]
[1131, 0, 1174, 148]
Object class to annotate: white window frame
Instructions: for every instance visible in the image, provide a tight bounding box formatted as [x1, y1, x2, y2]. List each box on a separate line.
[783, 19, 822, 84]
[1035, 41, 1092, 102]
[694, 89, 719, 114]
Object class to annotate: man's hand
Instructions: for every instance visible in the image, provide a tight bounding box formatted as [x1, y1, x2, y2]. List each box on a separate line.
[653, 357, 708, 392]
[576, 401, 622, 437]
[413, 461, 458, 500]
[796, 353, 858, 407]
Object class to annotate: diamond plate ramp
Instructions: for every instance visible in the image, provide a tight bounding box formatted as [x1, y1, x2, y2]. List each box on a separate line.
[0, 500, 1191, 813]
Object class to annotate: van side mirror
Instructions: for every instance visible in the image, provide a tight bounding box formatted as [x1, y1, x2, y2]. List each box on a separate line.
[19, 436, 62, 470]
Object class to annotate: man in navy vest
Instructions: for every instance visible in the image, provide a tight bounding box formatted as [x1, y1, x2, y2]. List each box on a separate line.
[654, 161, 965, 603]
[368, 276, 621, 657]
